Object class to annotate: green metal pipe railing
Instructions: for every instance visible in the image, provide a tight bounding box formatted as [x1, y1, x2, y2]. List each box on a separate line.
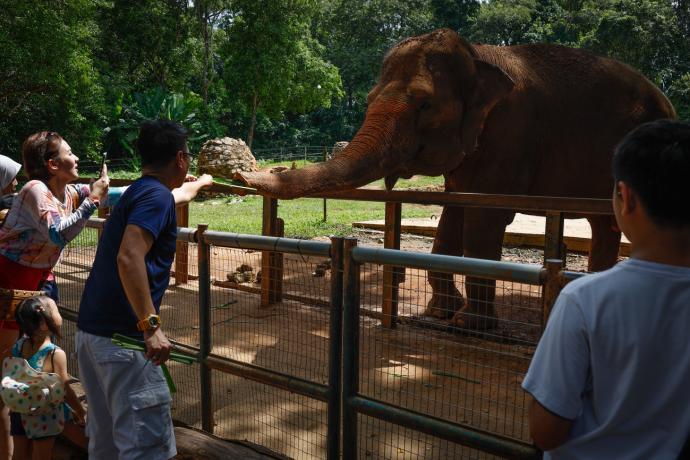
[352, 246, 544, 285]
[202, 230, 331, 256]
[197, 224, 214, 433]
[327, 237, 344, 460]
[342, 238, 361, 460]
[348, 396, 542, 459]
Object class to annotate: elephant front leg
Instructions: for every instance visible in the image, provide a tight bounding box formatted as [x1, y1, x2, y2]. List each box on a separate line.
[424, 206, 465, 319]
[455, 277, 498, 330]
[450, 209, 514, 330]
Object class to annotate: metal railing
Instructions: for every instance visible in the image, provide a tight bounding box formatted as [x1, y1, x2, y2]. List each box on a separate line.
[54, 218, 593, 459]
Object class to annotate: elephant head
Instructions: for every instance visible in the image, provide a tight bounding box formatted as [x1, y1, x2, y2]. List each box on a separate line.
[237, 29, 515, 198]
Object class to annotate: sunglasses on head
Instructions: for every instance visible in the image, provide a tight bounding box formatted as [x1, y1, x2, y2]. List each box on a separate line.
[41, 132, 61, 161]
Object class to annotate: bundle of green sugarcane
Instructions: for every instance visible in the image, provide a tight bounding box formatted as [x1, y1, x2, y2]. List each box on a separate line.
[111, 333, 195, 393]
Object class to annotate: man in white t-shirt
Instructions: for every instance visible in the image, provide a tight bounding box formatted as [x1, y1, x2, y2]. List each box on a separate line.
[522, 119, 690, 459]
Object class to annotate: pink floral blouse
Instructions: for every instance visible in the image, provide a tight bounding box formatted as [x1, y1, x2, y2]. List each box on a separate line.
[0, 180, 97, 269]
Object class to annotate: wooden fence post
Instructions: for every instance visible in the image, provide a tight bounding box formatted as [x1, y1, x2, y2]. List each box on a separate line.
[542, 259, 564, 330]
[544, 211, 565, 267]
[261, 197, 283, 307]
[382, 202, 403, 328]
[175, 203, 190, 284]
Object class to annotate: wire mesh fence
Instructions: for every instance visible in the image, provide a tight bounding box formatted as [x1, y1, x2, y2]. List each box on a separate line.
[343, 247, 543, 459]
[253, 146, 329, 163]
[51, 222, 549, 459]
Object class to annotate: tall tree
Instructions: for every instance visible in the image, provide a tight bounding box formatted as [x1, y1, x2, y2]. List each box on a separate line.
[323, 0, 433, 110]
[470, 0, 538, 45]
[193, 0, 231, 107]
[578, 0, 685, 91]
[0, 0, 105, 158]
[429, 0, 480, 33]
[221, 0, 342, 147]
[96, 0, 199, 96]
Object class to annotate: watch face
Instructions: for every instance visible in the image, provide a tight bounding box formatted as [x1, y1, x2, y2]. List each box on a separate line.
[149, 316, 160, 327]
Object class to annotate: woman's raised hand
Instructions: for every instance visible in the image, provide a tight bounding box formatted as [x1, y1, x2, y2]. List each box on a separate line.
[90, 163, 110, 202]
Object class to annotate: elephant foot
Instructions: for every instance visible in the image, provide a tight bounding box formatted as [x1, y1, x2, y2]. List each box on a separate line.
[424, 291, 465, 320]
[450, 306, 498, 330]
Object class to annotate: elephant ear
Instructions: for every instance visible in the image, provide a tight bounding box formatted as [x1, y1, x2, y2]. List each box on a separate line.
[461, 59, 515, 157]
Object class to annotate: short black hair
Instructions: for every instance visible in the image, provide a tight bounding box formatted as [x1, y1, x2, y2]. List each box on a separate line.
[15, 296, 61, 343]
[136, 120, 188, 168]
[612, 119, 690, 228]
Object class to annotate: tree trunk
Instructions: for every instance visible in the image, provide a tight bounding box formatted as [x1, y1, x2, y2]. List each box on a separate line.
[197, 1, 211, 107]
[247, 91, 259, 149]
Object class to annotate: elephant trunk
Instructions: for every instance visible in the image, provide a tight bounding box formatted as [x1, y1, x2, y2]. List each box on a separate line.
[237, 100, 409, 199]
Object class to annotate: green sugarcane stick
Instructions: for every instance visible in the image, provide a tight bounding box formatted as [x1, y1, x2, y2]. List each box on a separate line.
[161, 364, 176, 393]
[112, 334, 195, 364]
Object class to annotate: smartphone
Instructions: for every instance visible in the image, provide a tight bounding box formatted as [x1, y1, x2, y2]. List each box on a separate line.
[99, 152, 108, 177]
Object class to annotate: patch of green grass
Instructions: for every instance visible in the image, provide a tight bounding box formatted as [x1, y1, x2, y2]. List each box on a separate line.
[189, 195, 441, 239]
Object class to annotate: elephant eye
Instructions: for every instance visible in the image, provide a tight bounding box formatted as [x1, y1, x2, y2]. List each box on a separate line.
[419, 101, 431, 111]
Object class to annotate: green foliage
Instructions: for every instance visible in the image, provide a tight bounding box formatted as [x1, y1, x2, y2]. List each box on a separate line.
[96, 0, 200, 94]
[429, 0, 480, 33]
[0, 0, 687, 160]
[0, 0, 105, 160]
[669, 73, 690, 121]
[103, 88, 204, 159]
[220, 0, 343, 147]
[470, 0, 538, 45]
[578, 0, 686, 90]
[469, 0, 689, 120]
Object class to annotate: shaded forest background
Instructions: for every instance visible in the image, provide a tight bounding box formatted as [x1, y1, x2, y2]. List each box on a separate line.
[1, 0, 689, 162]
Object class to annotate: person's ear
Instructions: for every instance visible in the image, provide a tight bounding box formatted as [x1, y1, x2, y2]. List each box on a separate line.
[46, 157, 60, 175]
[617, 181, 637, 215]
[176, 150, 186, 168]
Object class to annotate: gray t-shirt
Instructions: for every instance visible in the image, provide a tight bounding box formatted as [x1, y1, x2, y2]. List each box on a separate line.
[523, 258, 690, 459]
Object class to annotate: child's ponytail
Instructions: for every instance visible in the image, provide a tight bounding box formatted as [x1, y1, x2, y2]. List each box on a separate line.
[14, 296, 61, 343]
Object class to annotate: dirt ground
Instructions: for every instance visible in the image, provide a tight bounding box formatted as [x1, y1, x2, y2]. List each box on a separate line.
[55, 228, 596, 460]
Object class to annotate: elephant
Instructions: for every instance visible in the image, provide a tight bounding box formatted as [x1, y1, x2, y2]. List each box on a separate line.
[237, 29, 676, 329]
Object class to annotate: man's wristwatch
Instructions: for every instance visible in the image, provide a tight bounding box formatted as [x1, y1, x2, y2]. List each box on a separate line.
[136, 314, 161, 332]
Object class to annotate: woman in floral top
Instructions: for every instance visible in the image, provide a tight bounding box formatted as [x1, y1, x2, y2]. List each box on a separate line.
[0, 131, 108, 459]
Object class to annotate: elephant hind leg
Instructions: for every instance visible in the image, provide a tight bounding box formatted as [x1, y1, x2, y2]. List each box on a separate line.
[587, 215, 621, 272]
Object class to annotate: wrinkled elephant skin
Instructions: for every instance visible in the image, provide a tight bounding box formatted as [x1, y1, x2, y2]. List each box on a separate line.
[237, 29, 676, 329]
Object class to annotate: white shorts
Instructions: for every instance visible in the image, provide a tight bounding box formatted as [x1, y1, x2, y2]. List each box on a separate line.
[76, 330, 176, 460]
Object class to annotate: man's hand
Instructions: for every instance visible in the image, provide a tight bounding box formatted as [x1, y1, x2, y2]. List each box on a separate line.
[195, 174, 213, 187]
[172, 173, 214, 205]
[143, 328, 172, 366]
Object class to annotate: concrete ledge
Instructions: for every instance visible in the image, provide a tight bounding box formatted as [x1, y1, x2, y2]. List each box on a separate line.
[353, 214, 631, 257]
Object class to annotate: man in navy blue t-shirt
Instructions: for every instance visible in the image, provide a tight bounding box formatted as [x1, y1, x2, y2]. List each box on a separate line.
[76, 120, 211, 459]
